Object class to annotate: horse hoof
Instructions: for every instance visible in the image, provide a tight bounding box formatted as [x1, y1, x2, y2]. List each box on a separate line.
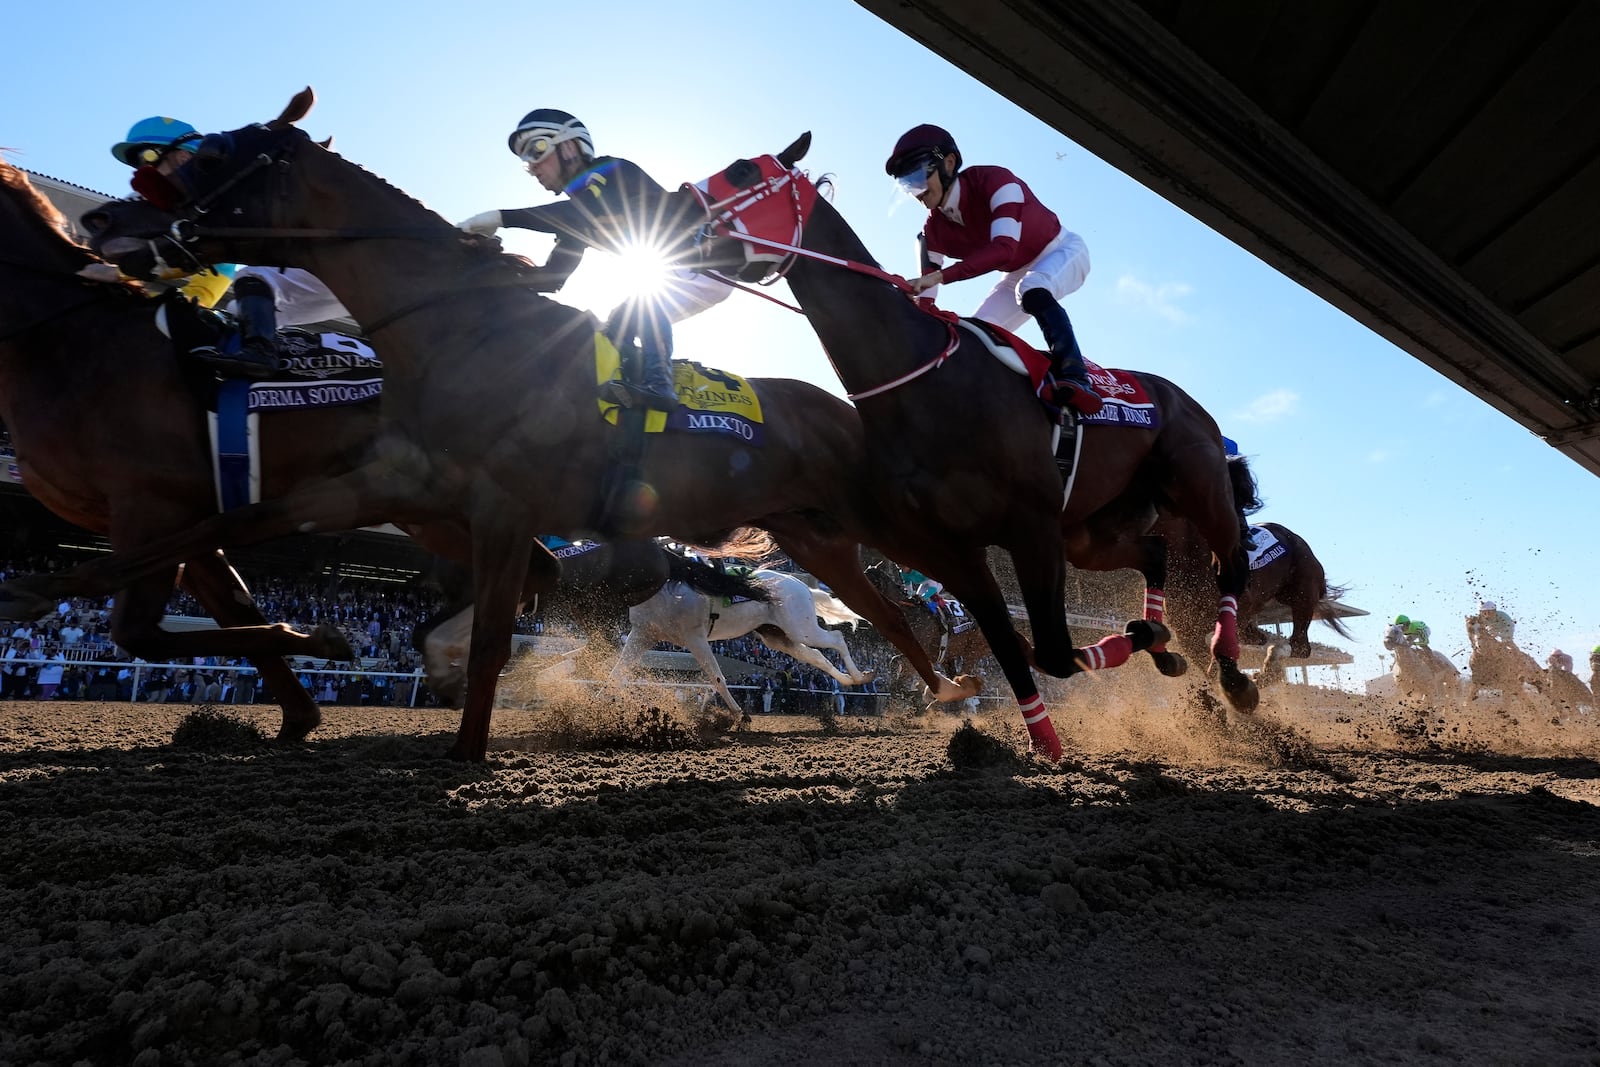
[1221, 674, 1260, 715]
[1125, 619, 1171, 651]
[1149, 650, 1188, 678]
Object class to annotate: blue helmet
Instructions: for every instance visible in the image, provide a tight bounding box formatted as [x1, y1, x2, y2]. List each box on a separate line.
[111, 116, 201, 167]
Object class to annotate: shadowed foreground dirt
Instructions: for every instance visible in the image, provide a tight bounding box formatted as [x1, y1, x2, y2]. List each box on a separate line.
[1, 691, 1598, 1066]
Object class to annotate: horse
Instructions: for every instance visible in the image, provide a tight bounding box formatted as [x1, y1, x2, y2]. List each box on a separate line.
[677, 137, 1259, 738]
[596, 568, 871, 716]
[1543, 661, 1596, 715]
[412, 537, 776, 706]
[1383, 623, 1464, 709]
[1162, 520, 1352, 688]
[1466, 623, 1548, 715]
[20, 89, 978, 761]
[862, 559, 995, 703]
[0, 156, 366, 739]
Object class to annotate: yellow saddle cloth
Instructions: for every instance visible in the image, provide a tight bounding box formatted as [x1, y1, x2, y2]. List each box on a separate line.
[594, 333, 765, 442]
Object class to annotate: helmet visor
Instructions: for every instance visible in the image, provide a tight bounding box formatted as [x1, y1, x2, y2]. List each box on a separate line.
[893, 159, 935, 198]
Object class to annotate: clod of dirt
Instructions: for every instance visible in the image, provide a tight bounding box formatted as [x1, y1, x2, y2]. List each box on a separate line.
[169, 706, 268, 751]
[947, 720, 1022, 771]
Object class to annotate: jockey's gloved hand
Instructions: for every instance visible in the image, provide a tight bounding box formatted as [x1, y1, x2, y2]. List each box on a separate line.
[75, 263, 124, 284]
[456, 210, 503, 236]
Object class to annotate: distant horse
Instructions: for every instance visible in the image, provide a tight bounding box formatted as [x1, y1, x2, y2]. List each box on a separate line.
[0, 157, 364, 738]
[22, 89, 974, 761]
[863, 559, 994, 702]
[1543, 662, 1595, 715]
[1384, 623, 1464, 708]
[679, 137, 1259, 749]
[1163, 520, 1352, 688]
[598, 568, 870, 716]
[1467, 624, 1547, 715]
[413, 538, 774, 706]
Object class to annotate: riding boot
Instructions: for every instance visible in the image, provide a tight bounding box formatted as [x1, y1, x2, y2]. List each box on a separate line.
[600, 303, 680, 411]
[1020, 287, 1102, 416]
[193, 276, 280, 378]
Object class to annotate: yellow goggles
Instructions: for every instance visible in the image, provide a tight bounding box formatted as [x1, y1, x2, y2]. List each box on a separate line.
[131, 133, 202, 166]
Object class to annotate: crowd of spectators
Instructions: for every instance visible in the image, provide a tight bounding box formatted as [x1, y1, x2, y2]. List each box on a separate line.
[0, 550, 999, 712]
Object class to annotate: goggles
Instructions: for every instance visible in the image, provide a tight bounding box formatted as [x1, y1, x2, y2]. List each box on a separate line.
[512, 129, 559, 165]
[129, 132, 203, 167]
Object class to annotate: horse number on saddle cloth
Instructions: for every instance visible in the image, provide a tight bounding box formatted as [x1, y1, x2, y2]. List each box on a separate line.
[592, 333, 765, 444]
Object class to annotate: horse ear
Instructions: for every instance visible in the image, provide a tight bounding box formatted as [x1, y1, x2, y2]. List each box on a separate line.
[318, 136, 334, 151]
[271, 87, 316, 129]
[777, 132, 811, 168]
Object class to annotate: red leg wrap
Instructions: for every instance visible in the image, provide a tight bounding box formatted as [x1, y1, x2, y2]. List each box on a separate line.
[1144, 588, 1166, 652]
[1020, 694, 1062, 762]
[1078, 634, 1134, 671]
[1211, 594, 1240, 660]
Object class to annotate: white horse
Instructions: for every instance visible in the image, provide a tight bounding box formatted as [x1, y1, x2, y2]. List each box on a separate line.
[600, 569, 873, 714]
[1384, 623, 1464, 708]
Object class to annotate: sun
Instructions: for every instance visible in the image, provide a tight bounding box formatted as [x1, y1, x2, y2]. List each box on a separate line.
[612, 239, 672, 298]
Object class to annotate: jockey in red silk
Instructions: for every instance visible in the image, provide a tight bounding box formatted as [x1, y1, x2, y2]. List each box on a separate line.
[107, 116, 350, 377]
[456, 109, 729, 412]
[886, 124, 1103, 417]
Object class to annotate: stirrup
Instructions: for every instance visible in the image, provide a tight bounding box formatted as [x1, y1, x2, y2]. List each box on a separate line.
[1051, 377, 1102, 417]
[600, 378, 678, 412]
[190, 345, 280, 379]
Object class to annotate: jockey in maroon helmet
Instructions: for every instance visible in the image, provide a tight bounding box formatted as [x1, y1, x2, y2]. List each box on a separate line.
[886, 123, 1102, 417]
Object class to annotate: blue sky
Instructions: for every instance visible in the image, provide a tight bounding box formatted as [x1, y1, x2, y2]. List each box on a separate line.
[7, 0, 1596, 688]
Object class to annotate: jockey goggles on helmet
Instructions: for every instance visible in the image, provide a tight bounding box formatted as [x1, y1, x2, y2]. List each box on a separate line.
[128, 132, 203, 168]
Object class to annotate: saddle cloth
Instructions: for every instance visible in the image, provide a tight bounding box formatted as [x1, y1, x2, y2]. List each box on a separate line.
[593, 333, 765, 444]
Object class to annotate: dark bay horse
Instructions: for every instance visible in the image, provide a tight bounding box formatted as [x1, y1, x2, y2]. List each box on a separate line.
[13, 90, 975, 761]
[1161, 519, 1352, 692]
[679, 138, 1257, 734]
[863, 560, 994, 703]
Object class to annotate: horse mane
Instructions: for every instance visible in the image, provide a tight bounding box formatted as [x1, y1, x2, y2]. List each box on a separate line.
[687, 527, 778, 562]
[0, 158, 97, 264]
[1226, 454, 1264, 514]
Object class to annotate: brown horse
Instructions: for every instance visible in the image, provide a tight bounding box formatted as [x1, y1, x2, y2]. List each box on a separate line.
[0, 157, 361, 738]
[1161, 519, 1352, 690]
[862, 559, 994, 703]
[678, 139, 1257, 732]
[10, 90, 974, 761]
[0, 158, 767, 737]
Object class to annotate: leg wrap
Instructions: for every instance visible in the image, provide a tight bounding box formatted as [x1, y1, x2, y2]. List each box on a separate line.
[1211, 594, 1240, 660]
[1144, 587, 1166, 651]
[1078, 633, 1134, 671]
[1019, 692, 1061, 762]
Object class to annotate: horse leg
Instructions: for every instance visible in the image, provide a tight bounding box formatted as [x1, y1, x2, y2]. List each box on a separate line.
[771, 530, 978, 704]
[1066, 527, 1187, 678]
[1004, 523, 1078, 679]
[752, 626, 857, 687]
[677, 631, 745, 724]
[448, 510, 552, 762]
[175, 552, 330, 740]
[933, 553, 1069, 760]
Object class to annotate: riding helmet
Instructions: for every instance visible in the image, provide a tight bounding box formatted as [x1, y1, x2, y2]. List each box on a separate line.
[1394, 614, 1409, 626]
[111, 117, 201, 166]
[884, 123, 959, 177]
[508, 109, 594, 164]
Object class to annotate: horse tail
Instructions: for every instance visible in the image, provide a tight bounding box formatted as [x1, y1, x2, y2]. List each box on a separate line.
[666, 552, 772, 602]
[1227, 454, 1264, 515]
[1315, 578, 1354, 640]
[691, 526, 778, 563]
[811, 586, 866, 629]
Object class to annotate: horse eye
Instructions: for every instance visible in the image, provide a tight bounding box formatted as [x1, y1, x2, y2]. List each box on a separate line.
[725, 159, 760, 188]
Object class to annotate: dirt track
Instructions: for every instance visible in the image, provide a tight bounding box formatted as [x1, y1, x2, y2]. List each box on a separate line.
[2, 682, 1599, 1066]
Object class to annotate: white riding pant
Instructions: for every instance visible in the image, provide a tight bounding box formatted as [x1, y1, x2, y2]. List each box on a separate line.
[657, 267, 733, 322]
[230, 266, 352, 327]
[971, 229, 1090, 332]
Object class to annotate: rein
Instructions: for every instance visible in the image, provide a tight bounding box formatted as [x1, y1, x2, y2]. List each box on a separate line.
[716, 228, 960, 401]
[0, 254, 130, 343]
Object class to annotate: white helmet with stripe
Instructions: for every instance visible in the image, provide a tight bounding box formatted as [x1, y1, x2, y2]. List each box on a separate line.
[508, 109, 594, 165]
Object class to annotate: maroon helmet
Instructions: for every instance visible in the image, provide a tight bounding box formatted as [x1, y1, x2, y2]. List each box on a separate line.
[884, 124, 959, 178]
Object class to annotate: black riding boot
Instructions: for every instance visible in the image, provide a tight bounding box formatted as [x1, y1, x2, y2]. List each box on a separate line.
[195, 275, 280, 377]
[1021, 287, 1101, 416]
[601, 303, 679, 411]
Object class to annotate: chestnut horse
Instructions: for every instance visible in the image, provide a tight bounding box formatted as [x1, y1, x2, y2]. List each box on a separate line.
[0, 157, 360, 737]
[0, 158, 768, 738]
[678, 138, 1256, 729]
[8, 91, 974, 761]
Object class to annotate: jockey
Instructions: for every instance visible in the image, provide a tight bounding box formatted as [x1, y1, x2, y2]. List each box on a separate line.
[1393, 615, 1431, 649]
[885, 124, 1103, 417]
[1473, 600, 1515, 643]
[108, 116, 351, 377]
[456, 109, 729, 412]
[1591, 646, 1600, 678]
[1547, 649, 1574, 673]
[902, 567, 944, 615]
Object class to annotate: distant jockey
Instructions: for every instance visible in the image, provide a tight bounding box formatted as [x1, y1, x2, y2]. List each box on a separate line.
[1392, 614, 1430, 650]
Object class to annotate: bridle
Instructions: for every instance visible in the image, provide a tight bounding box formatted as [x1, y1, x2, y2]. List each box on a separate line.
[687, 156, 960, 402]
